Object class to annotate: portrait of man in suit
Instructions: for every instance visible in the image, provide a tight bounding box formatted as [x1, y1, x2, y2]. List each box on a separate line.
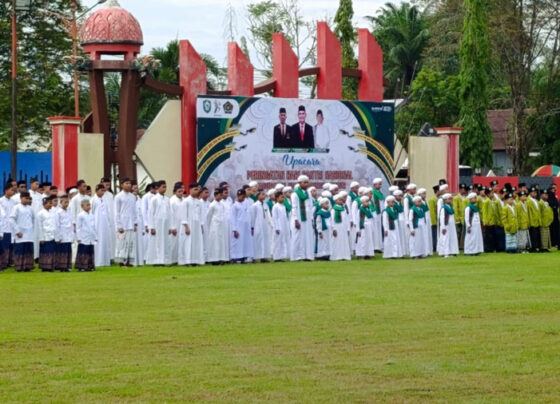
[290, 105, 315, 149]
[273, 107, 291, 148]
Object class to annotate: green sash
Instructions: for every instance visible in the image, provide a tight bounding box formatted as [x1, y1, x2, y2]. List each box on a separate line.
[283, 198, 292, 218]
[467, 202, 479, 213]
[443, 203, 454, 215]
[249, 194, 257, 202]
[385, 206, 398, 230]
[373, 189, 384, 211]
[349, 191, 359, 202]
[333, 204, 344, 224]
[295, 188, 309, 222]
[315, 209, 331, 231]
[359, 205, 373, 229]
[394, 201, 404, 214]
[420, 201, 429, 213]
[266, 199, 274, 213]
[411, 205, 425, 229]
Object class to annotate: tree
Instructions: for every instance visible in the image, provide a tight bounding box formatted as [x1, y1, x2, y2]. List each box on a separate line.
[334, 0, 357, 99]
[0, 0, 77, 151]
[456, 0, 493, 169]
[396, 67, 460, 149]
[366, 2, 430, 99]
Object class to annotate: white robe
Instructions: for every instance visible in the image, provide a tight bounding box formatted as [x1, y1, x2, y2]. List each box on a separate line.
[423, 202, 433, 256]
[408, 209, 427, 258]
[146, 193, 171, 265]
[30, 189, 43, 258]
[179, 196, 205, 265]
[396, 203, 409, 256]
[134, 196, 144, 266]
[201, 199, 210, 260]
[169, 195, 184, 264]
[10, 204, 35, 243]
[206, 200, 229, 262]
[229, 201, 253, 260]
[251, 200, 272, 260]
[314, 210, 332, 258]
[102, 191, 116, 259]
[355, 209, 375, 257]
[382, 210, 402, 258]
[372, 192, 385, 251]
[464, 206, 484, 255]
[272, 203, 290, 260]
[55, 208, 74, 244]
[141, 192, 155, 262]
[114, 191, 138, 265]
[437, 206, 459, 257]
[330, 206, 351, 261]
[91, 195, 112, 267]
[290, 191, 315, 261]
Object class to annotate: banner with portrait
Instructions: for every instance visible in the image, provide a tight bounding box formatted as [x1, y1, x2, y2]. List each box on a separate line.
[196, 96, 395, 192]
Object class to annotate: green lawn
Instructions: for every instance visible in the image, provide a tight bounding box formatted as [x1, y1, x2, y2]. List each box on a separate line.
[1, 254, 560, 403]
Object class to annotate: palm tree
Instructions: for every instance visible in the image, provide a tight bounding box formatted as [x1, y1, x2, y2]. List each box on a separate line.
[366, 2, 430, 99]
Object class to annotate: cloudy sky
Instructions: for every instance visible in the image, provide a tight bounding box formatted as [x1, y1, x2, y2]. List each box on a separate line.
[82, 0, 387, 69]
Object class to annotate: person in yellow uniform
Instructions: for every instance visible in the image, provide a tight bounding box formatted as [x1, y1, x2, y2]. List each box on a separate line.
[453, 184, 467, 249]
[428, 185, 439, 252]
[539, 189, 554, 252]
[516, 191, 531, 252]
[493, 187, 506, 251]
[527, 186, 541, 252]
[481, 188, 496, 252]
[502, 193, 518, 253]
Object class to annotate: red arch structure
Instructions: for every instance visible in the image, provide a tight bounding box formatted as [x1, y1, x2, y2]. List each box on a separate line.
[49, 5, 384, 189]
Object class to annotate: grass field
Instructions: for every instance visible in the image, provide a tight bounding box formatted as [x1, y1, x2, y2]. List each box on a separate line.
[1, 253, 560, 403]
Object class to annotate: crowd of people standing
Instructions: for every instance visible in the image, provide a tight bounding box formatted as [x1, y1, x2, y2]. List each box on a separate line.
[0, 175, 558, 273]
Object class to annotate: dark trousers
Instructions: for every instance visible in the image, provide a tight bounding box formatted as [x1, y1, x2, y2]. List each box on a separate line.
[484, 225, 496, 252]
[456, 223, 464, 249]
[495, 226, 506, 252]
[432, 225, 437, 252]
[529, 227, 541, 252]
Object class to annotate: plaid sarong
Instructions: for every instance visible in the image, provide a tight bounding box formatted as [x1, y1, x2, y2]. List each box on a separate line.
[540, 227, 551, 250]
[506, 233, 517, 252]
[517, 230, 531, 251]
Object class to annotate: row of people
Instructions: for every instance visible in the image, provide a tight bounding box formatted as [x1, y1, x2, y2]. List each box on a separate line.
[0, 176, 557, 272]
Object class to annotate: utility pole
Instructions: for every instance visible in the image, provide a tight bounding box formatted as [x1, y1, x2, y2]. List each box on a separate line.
[11, 0, 18, 179]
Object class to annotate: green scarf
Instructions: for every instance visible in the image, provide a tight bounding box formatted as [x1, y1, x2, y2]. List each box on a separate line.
[411, 205, 425, 229]
[443, 203, 454, 215]
[359, 205, 373, 229]
[467, 202, 479, 213]
[369, 203, 378, 214]
[283, 197, 292, 218]
[349, 191, 359, 202]
[333, 204, 345, 224]
[266, 199, 274, 213]
[394, 201, 404, 214]
[385, 206, 398, 230]
[315, 209, 331, 231]
[406, 194, 413, 206]
[373, 189, 384, 211]
[295, 188, 309, 222]
[249, 194, 257, 202]
[420, 201, 429, 213]
[313, 199, 320, 211]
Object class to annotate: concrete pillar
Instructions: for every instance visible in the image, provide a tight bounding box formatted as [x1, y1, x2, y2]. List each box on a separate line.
[228, 42, 254, 96]
[272, 33, 298, 98]
[358, 29, 384, 102]
[179, 40, 207, 184]
[436, 127, 462, 194]
[48, 116, 82, 190]
[317, 22, 342, 100]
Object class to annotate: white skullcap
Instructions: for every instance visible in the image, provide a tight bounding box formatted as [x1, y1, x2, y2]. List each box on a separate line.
[373, 178, 382, 185]
[297, 175, 309, 183]
[358, 186, 368, 195]
[350, 181, 360, 188]
[322, 183, 331, 190]
[308, 186, 316, 193]
[339, 191, 348, 198]
[442, 193, 452, 200]
[318, 197, 329, 206]
[439, 184, 449, 192]
[417, 188, 427, 194]
[266, 189, 275, 196]
[388, 185, 398, 193]
[322, 191, 332, 198]
[294, 183, 301, 190]
[393, 190, 403, 196]
[360, 195, 370, 203]
[406, 183, 417, 190]
[468, 192, 477, 200]
[248, 180, 258, 188]
[329, 184, 339, 192]
[69, 188, 78, 195]
[275, 183, 284, 191]
[283, 186, 292, 193]
[334, 192, 345, 201]
[413, 195, 422, 203]
[386, 195, 395, 202]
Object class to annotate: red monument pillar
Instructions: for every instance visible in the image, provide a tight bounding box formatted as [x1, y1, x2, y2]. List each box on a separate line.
[358, 29, 384, 102]
[272, 34, 299, 98]
[228, 42, 254, 96]
[317, 22, 342, 100]
[436, 127, 462, 194]
[48, 116, 82, 190]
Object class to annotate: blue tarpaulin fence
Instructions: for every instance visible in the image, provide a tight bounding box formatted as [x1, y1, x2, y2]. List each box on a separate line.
[0, 152, 52, 191]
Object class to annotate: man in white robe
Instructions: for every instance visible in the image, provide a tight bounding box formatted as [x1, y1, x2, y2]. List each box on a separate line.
[330, 192, 351, 261]
[114, 178, 138, 266]
[230, 189, 253, 262]
[146, 181, 171, 266]
[69, 180, 90, 225]
[91, 185, 112, 267]
[101, 177, 116, 260]
[437, 193, 459, 257]
[383, 195, 402, 258]
[272, 192, 290, 261]
[464, 192, 484, 255]
[29, 178, 43, 259]
[131, 182, 144, 266]
[179, 183, 205, 266]
[169, 182, 185, 265]
[200, 187, 210, 260]
[141, 183, 157, 263]
[290, 175, 315, 261]
[408, 195, 427, 258]
[372, 178, 385, 252]
[251, 190, 272, 261]
[206, 188, 229, 264]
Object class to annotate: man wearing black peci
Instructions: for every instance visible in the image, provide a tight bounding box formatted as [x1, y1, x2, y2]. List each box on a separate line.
[290, 105, 315, 149]
[273, 107, 292, 148]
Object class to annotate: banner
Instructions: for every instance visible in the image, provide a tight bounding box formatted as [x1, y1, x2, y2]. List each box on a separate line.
[196, 96, 395, 192]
